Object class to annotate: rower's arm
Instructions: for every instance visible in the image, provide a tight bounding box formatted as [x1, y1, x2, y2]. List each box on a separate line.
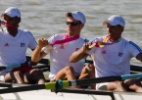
[31, 38, 48, 63]
[70, 43, 90, 62]
[136, 53, 142, 62]
[70, 47, 88, 62]
[31, 46, 47, 63]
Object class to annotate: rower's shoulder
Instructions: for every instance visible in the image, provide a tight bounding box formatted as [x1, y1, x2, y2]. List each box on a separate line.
[49, 34, 63, 40]
[18, 29, 34, 37]
[0, 30, 8, 37]
[19, 29, 32, 34]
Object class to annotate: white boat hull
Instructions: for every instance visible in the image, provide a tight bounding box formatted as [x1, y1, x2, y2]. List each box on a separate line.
[0, 88, 142, 100]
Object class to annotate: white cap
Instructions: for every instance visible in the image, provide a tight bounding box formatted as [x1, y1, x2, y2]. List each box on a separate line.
[107, 15, 125, 27]
[4, 7, 21, 18]
[71, 11, 86, 24]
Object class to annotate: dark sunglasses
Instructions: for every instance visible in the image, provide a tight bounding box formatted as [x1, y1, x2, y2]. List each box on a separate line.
[66, 21, 81, 26]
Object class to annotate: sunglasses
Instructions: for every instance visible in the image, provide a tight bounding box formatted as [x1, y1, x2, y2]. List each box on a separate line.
[66, 21, 81, 26]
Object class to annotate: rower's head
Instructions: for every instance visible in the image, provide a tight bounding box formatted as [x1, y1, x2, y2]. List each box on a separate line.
[4, 7, 21, 18]
[66, 11, 86, 36]
[3, 7, 21, 30]
[103, 15, 125, 41]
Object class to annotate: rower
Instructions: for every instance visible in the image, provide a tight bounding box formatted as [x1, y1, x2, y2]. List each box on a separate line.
[0, 7, 45, 84]
[70, 15, 142, 91]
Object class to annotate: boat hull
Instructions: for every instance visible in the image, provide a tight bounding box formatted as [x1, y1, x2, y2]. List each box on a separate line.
[0, 88, 142, 100]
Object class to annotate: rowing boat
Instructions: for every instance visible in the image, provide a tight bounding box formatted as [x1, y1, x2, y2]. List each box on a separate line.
[0, 72, 142, 100]
[0, 57, 141, 100]
[0, 83, 142, 100]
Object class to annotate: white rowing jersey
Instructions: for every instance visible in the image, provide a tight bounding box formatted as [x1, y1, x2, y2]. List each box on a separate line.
[0, 29, 37, 67]
[88, 36, 142, 89]
[43, 34, 86, 78]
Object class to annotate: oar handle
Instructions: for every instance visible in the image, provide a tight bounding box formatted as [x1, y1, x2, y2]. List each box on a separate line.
[0, 84, 45, 94]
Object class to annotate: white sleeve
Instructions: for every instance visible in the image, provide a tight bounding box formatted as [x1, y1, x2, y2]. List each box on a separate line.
[27, 31, 37, 50]
[128, 41, 142, 57]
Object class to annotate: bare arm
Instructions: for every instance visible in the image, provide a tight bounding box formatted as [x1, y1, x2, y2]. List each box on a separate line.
[136, 53, 142, 62]
[31, 38, 49, 63]
[69, 43, 91, 63]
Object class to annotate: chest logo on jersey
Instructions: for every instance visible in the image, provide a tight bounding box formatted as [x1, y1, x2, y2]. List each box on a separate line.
[4, 43, 9, 47]
[20, 43, 25, 47]
[101, 50, 106, 54]
[118, 52, 123, 57]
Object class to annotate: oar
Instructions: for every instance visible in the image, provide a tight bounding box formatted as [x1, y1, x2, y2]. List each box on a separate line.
[0, 73, 142, 94]
[0, 78, 50, 88]
[130, 65, 142, 72]
[0, 82, 12, 87]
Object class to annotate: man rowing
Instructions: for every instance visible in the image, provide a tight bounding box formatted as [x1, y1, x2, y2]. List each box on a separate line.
[31, 11, 95, 88]
[70, 15, 142, 91]
[0, 7, 45, 84]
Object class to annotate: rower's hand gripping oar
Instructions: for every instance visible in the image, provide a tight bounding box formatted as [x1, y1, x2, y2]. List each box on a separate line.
[0, 73, 142, 94]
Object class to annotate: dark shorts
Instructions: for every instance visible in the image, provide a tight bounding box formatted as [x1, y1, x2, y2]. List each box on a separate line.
[11, 65, 37, 84]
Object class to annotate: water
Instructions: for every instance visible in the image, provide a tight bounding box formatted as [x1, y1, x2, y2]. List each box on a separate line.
[0, 0, 142, 65]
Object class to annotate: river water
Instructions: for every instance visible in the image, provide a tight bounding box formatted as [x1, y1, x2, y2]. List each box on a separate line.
[0, 0, 142, 65]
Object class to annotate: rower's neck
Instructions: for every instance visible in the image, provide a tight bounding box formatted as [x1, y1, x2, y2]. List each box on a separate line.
[7, 28, 18, 37]
[65, 34, 80, 38]
[108, 36, 121, 42]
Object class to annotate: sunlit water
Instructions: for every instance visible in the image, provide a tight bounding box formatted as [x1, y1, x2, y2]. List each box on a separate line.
[0, 0, 142, 65]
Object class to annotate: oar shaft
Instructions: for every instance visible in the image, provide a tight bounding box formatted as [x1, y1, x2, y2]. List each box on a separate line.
[0, 83, 12, 87]
[74, 76, 121, 86]
[69, 76, 121, 86]
[70, 73, 142, 86]
[0, 84, 45, 94]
